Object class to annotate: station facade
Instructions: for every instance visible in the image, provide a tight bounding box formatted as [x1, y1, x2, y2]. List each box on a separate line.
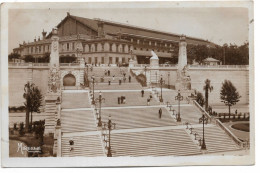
[13, 12, 214, 65]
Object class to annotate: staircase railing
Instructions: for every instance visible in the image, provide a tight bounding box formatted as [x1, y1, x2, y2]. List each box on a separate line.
[193, 100, 211, 122]
[215, 119, 249, 149]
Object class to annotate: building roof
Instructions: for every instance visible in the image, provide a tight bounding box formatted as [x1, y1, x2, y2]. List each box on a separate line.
[52, 13, 216, 46]
[203, 57, 220, 62]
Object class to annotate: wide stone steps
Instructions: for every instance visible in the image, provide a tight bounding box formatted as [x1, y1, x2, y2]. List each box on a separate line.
[91, 83, 142, 90]
[87, 67, 129, 77]
[110, 129, 201, 157]
[193, 126, 239, 154]
[61, 92, 91, 109]
[61, 135, 104, 157]
[61, 110, 97, 133]
[101, 107, 177, 130]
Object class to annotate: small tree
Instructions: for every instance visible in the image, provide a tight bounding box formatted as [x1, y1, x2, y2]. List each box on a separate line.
[196, 92, 205, 107]
[220, 80, 241, 119]
[203, 79, 213, 112]
[23, 82, 43, 131]
[8, 53, 20, 62]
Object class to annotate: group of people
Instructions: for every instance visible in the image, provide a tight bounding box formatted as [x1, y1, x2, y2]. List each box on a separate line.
[118, 96, 126, 104]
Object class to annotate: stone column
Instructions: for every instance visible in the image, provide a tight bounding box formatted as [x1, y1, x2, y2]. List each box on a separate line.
[175, 35, 191, 91]
[45, 28, 61, 135]
[178, 35, 187, 71]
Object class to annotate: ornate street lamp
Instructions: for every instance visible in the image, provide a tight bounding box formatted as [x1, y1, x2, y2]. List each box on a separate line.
[168, 72, 170, 89]
[86, 65, 89, 87]
[102, 115, 116, 157]
[155, 71, 158, 87]
[199, 113, 208, 150]
[175, 90, 183, 122]
[95, 91, 105, 127]
[144, 65, 147, 84]
[91, 75, 96, 104]
[159, 75, 165, 102]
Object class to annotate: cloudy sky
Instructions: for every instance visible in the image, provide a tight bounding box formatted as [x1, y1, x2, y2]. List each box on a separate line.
[8, 3, 249, 53]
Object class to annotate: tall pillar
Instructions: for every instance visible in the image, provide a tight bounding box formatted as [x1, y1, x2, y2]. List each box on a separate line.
[175, 35, 191, 91]
[45, 28, 61, 135]
[178, 35, 187, 71]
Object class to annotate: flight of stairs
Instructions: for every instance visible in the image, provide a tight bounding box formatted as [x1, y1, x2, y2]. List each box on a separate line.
[44, 101, 57, 134]
[62, 134, 105, 157]
[193, 125, 240, 154]
[101, 107, 177, 130]
[61, 110, 97, 133]
[110, 129, 201, 157]
[61, 92, 91, 109]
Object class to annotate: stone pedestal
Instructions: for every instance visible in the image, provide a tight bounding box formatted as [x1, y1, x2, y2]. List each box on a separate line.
[129, 59, 135, 68]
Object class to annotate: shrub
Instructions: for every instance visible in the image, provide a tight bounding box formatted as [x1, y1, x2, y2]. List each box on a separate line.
[13, 123, 17, 130]
[19, 122, 25, 136]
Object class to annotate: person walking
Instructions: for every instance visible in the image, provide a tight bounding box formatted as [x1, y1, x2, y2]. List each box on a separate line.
[112, 75, 115, 81]
[158, 108, 162, 119]
[129, 75, 131, 83]
[119, 78, 122, 85]
[108, 70, 110, 76]
[108, 79, 111, 85]
[118, 97, 121, 104]
[147, 98, 150, 106]
[141, 89, 144, 97]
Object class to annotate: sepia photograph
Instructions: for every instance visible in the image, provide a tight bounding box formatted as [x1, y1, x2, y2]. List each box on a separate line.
[1, 0, 255, 167]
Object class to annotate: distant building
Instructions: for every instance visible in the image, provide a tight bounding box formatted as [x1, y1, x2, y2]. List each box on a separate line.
[13, 12, 215, 65]
[202, 57, 221, 66]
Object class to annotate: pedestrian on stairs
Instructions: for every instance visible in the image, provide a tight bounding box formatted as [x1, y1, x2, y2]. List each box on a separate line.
[108, 79, 111, 85]
[141, 89, 144, 97]
[108, 70, 110, 76]
[147, 98, 150, 106]
[158, 108, 162, 119]
[119, 79, 122, 85]
[118, 97, 121, 104]
[129, 75, 131, 83]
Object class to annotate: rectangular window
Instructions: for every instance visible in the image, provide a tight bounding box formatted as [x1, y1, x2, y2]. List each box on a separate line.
[101, 57, 104, 64]
[72, 42, 75, 50]
[67, 43, 69, 50]
[88, 57, 91, 64]
[116, 57, 119, 63]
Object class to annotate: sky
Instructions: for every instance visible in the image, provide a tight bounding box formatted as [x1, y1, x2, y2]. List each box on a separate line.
[8, 5, 249, 53]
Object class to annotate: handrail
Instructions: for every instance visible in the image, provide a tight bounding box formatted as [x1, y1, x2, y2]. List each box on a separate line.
[215, 119, 248, 148]
[193, 100, 211, 121]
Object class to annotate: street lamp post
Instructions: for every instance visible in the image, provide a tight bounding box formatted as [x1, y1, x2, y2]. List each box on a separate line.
[95, 91, 105, 127]
[168, 72, 170, 89]
[155, 71, 158, 87]
[159, 75, 165, 102]
[91, 75, 96, 104]
[144, 65, 147, 84]
[175, 90, 183, 122]
[199, 114, 208, 150]
[103, 115, 116, 157]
